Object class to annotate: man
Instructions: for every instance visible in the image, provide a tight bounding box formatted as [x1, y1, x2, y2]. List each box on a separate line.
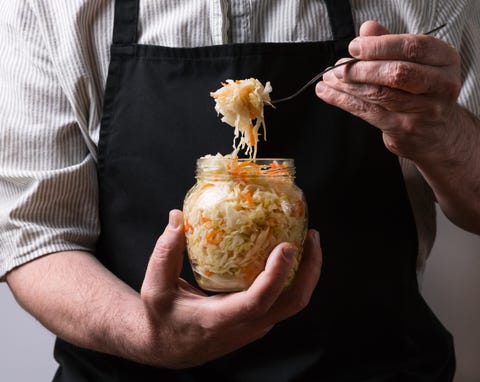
[1, 1, 479, 380]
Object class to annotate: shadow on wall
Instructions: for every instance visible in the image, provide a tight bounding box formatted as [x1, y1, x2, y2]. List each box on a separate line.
[422, 206, 480, 382]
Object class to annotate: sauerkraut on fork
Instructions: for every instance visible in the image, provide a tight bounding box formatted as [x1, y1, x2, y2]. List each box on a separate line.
[210, 78, 273, 159]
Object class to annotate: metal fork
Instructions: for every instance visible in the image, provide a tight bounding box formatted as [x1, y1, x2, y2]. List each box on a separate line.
[270, 24, 447, 104]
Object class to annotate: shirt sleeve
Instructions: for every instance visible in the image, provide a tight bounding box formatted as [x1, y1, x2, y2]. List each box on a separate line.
[0, 1, 100, 280]
[437, 0, 480, 118]
[458, 3, 480, 119]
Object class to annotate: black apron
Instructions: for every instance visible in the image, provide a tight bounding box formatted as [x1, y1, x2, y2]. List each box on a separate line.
[53, 0, 455, 380]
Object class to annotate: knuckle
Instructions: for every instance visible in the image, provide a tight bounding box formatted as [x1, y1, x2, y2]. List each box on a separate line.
[198, 305, 232, 336]
[402, 37, 425, 61]
[368, 41, 379, 59]
[140, 286, 170, 308]
[154, 236, 176, 256]
[358, 100, 382, 116]
[389, 62, 414, 88]
[368, 38, 385, 60]
[198, 312, 220, 334]
[399, 115, 433, 141]
[140, 286, 157, 304]
[400, 118, 418, 136]
[365, 86, 393, 103]
[344, 96, 365, 113]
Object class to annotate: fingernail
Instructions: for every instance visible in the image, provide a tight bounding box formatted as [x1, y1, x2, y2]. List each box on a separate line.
[282, 246, 296, 263]
[168, 210, 182, 229]
[311, 230, 320, 243]
[322, 70, 334, 82]
[349, 39, 360, 57]
[315, 81, 326, 94]
[333, 66, 344, 79]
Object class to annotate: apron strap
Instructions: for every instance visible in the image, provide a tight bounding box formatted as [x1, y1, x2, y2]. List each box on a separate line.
[112, 0, 139, 45]
[324, 0, 356, 40]
[111, 0, 356, 45]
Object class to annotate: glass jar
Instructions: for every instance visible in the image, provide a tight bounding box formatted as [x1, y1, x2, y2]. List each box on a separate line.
[183, 155, 308, 292]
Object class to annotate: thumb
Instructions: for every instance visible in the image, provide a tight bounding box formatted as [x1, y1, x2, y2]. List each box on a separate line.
[349, 21, 391, 58]
[141, 210, 185, 299]
[359, 20, 391, 37]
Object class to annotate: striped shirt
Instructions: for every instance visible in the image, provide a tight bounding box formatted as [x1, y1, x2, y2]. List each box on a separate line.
[1, 0, 479, 280]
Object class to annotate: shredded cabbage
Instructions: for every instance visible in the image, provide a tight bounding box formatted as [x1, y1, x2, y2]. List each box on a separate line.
[210, 78, 273, 159]
[184, 155, 307, 292]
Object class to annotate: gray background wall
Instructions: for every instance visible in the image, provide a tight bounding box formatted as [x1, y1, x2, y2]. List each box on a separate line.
[1, 207, 479, 381]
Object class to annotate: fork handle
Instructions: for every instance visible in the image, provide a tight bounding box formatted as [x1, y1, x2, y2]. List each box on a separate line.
[271, 58, 359, 104]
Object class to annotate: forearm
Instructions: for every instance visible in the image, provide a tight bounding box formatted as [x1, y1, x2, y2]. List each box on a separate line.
[6, 251, 150, 364]
[414, 105, 480, 234]
[5, 214, 322, 369]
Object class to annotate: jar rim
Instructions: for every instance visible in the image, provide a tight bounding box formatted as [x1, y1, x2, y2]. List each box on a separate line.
[195, 156, 295, 178]
[196, 157, 294, 165]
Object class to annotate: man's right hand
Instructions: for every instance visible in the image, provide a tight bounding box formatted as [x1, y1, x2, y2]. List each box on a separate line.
[6, 209, 321, 370]
[138, 209, 322, 368]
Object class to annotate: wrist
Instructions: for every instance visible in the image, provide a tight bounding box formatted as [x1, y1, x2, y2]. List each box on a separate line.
[413, 104, 480, 232]
[94, 292, 160, 366]
[407, 104, 478, 173]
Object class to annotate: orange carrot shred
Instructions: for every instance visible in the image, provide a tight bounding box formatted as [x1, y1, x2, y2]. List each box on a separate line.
[184, 218, 193, 232]
[206, 229, 223, 245]
[245, 192, 254, 206]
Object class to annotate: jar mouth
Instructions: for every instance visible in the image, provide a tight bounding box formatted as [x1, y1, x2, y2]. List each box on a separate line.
[235, 158, 293, 164]
[197, 156, 293, 165]
[196, 156, 295, 178]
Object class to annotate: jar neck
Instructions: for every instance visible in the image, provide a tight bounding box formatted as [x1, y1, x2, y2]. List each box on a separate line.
[196, 156, 295, 181]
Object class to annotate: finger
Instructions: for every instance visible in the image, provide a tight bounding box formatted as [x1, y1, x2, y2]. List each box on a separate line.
[348, 34, 459, 66]
[331, 60, 460, 97]
[315, 81, 387, 118]
[259, 229, 322, 324]
[359, 20, 391, 37]
[284, 230, 322, 300]
[244, 243, 297, 306]
[322, 69, 441, 113]
[316, 80, 393, 124]
[141, 210, 185, 300]
[213, 243, 297, 321]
